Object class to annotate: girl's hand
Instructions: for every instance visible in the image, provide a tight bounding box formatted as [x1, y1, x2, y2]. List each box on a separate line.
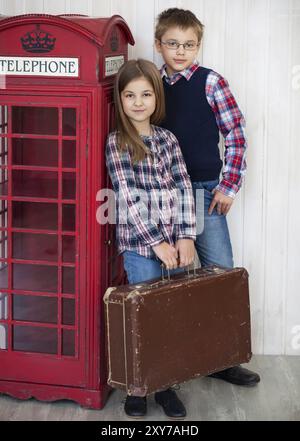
[152, 242, 178, 270]
[175, 239, 195, 268]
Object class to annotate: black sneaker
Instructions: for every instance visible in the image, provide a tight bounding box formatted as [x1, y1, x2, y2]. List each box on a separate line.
[154, 388, 186, 419]
[124, 395, 147, 418]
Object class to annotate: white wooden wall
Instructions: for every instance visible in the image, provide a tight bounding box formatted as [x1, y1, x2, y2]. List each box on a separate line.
[0, 0, 299, 356]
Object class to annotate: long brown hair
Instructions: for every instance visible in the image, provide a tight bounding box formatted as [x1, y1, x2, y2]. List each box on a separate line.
[114, 59, 165, 162]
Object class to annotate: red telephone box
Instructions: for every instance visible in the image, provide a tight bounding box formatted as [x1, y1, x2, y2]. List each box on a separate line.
[0, 13, 134, 409]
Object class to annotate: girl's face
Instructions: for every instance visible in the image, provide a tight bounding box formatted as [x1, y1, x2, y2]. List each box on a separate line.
[121, 77, 156, 130]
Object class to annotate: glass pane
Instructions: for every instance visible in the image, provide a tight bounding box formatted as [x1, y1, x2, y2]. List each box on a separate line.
[62, 108, 76, 136]
[0, 136, 8, 165]
[0, 200, 8, 228]
[13, 233, 58, 261]
[13, 325, 57, 354]
[0, 324, 8, 350]
[62, 267, 75, 294]
[62, 298, 75, 325]
[0, 167, 8, 196]
[62, 140, 76, 168]
[62, 329, 75, 356]
[12, 201, 58, 230]
[62, 173, 76, 200]
[12, 107, 58, 135]
[13, 294, 57, 324]
[0, 230, 8, 259]
[12, 139, 58, 167]
[0, 292, 8, 319]
[62, 204, 75, 231]
[13, 264, 57, 293]
[0, 105, 8, 134]
[0, 263, 8, 289]
[12, 170, 58, 198]
[62, 236, 75, 263]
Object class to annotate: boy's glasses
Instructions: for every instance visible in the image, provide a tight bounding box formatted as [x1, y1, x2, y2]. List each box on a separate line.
[160, 40, 199, 51]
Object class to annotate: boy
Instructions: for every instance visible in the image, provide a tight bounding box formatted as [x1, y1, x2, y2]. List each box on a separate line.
[153, 8, 260, 417]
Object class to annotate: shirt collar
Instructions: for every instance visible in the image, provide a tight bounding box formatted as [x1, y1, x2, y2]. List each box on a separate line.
[160, 59, 200, 83]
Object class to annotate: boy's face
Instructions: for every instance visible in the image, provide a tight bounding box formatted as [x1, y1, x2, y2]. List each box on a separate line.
[155, 26, 200, 76]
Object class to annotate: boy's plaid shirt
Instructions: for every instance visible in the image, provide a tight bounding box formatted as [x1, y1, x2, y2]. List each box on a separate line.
[105, 126, 196, 259]
[161, 61, 247, 198]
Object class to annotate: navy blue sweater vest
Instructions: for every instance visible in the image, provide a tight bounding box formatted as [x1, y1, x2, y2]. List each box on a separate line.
[161, 67, 222, 182]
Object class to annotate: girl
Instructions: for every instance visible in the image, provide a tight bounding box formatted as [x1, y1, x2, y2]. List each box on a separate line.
[105, 59, 196, 419]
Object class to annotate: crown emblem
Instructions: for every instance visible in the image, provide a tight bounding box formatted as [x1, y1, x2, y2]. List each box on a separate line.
[21, 24, 56, 53]
[110, 30, 119, 52]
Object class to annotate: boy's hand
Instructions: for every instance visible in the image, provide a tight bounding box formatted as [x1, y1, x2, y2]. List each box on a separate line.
[152, 242, 178, 270]
[175, 239, 195, 268]
[208, 190, 234, 216]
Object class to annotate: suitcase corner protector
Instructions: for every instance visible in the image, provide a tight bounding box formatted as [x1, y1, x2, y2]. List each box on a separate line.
[103, 287, 117, 303]
[127, 385, 148, 397]
[126, 289, 144, 304]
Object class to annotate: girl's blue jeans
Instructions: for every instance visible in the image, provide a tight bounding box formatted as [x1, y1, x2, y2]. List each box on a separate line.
[123, 179, 233, 285]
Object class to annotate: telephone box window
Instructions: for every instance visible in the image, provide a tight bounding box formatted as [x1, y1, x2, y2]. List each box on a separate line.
[12, 106, 58, 135]
[0, 292, 8, 320]
[13, 325, 57, 354]
[12, 170, 58, 198]
[62, 204, 75, 231]
[13, 263, 58, 293]
[0, 230, 7, 258]
[62, 140, 76, 168]
[62, 236, 75, 263]
[0, 138, 8, 165]
[0, 200, 7, 229]
[62, 172, 76, 200]
[62, 329, 75, 356]
[12, 294, 57, 324]
[0, 324, 8, 350]
[62, 267, 75, 294]
[62, 108, 76, 136]
[12, 139, 58, 167]
[12, 202, 58, 230]
[62, 298, 75, 326]
[0, 106, 8, 134]
[0, 172, 7, 196]
[12, 232, 58, 261]
[0, 264, 8, 289]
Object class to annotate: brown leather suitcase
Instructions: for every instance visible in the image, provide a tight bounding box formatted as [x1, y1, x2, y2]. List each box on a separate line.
[103, 265, 252, 396]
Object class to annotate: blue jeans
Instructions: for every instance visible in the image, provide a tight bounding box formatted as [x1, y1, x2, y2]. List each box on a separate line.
[123, 250, 184, 284]
[193, 179, 233, 268]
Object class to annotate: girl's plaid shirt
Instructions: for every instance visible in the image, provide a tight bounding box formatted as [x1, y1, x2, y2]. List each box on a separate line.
[105, 125, 196, 259]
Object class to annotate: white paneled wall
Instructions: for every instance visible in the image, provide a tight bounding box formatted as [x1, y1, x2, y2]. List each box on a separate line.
[0, 0, 299, 355]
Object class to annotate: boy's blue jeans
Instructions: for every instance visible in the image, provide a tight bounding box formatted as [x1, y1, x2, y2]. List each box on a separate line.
[192, 179, 234, 269]
[123, 179, 233, 285]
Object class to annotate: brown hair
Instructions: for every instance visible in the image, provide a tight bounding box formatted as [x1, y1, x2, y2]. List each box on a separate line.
[114, 59, 165, 163]
[155, 8, 204, 43]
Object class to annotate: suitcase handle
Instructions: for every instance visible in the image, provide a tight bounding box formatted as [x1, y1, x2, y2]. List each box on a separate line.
[160, 260, 197, 281]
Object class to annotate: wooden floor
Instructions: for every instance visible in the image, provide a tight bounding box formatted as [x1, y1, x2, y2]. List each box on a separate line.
[0, 355, 299, 421]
